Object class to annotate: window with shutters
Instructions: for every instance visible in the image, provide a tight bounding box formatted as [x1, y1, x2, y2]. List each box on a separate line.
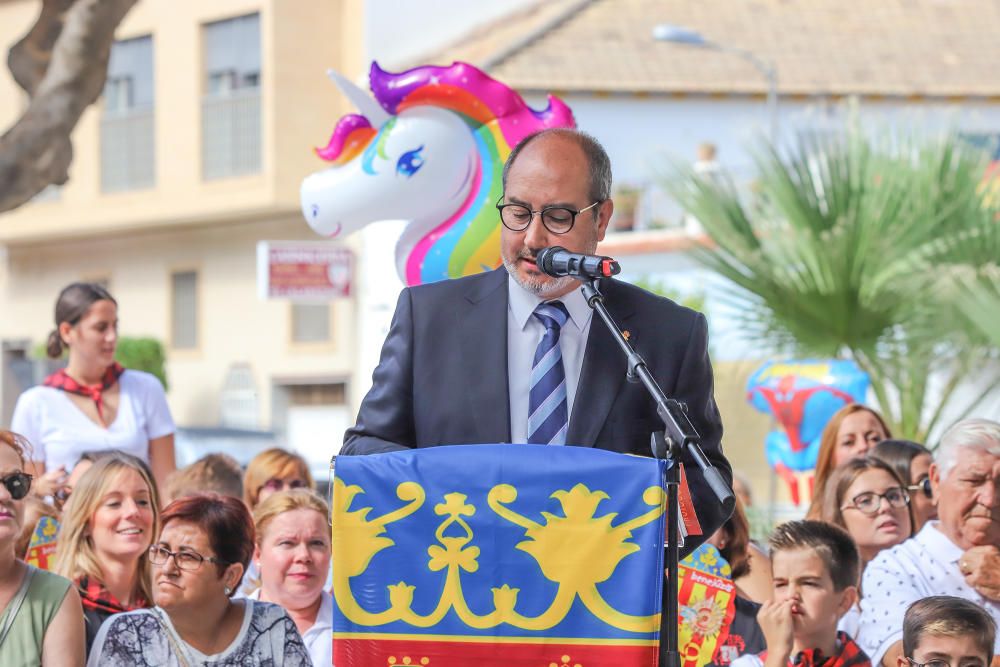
[202, 13, 261, 179]
[101, 35, 155, 192]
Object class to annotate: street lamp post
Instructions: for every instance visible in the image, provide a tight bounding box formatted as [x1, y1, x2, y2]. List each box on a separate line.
[652, 24, 779, 143]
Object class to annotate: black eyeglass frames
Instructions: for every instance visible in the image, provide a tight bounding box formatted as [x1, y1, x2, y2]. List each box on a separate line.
[496, 198, 602, 235]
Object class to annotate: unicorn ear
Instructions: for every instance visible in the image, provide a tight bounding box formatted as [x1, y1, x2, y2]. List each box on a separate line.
[326, 69, 390, 127]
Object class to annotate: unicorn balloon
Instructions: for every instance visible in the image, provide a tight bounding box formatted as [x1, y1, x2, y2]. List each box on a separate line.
[301, 62, 576, 285]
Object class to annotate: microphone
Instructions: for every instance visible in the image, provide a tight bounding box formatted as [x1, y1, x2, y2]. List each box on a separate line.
[535, 246, 621, 279]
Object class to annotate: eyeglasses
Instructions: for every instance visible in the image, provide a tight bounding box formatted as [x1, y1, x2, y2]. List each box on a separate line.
[260, 478, 309, 494]
[907, 477, 932, 499]
[0, 472, 33, 500]
[841, 487, 910, 516]
[496, 198, 602, 235]
[907, 657, 985, 667]
[148, 545, 230, 572]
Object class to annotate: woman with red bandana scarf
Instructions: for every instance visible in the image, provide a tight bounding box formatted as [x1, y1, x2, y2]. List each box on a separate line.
[12, 283, 176, 494]
[53, 453, 160, 657]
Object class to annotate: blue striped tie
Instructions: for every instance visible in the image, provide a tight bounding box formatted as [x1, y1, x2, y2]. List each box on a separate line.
[527, 301, 569, 445]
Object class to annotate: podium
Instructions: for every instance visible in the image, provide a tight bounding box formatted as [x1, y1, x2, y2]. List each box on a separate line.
[332, 444, 668, 667]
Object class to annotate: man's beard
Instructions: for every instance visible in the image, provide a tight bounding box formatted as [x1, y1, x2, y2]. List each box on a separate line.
[502, 248, 577, 297]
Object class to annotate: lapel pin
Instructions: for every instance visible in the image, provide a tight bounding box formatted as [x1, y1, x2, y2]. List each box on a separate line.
[622, 330, 631, 341]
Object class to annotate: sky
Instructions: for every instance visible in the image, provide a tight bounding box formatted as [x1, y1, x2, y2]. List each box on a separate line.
[365, 0, 537, 67]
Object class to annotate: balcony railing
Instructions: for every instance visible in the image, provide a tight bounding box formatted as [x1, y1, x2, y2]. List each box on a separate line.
[100, 107, 155, 192]
[201, 88, 261, 180]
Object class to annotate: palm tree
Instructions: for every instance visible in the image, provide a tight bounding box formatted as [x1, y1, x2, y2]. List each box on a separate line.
[669, 123, 1000, 441]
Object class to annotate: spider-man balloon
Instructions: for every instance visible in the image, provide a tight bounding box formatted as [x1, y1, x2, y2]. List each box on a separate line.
[746, 360, 869, 504]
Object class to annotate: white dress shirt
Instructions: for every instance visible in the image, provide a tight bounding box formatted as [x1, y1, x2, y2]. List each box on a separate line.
[507, 279, 593, 445]
[857, 521, 1000, 665]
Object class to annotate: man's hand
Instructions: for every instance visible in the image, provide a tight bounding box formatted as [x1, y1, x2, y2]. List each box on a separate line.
[758, 599, 796, 667]
[959, 545, 1000, 600]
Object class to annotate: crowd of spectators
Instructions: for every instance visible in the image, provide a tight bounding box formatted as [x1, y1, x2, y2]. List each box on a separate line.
[1, 281, 998, 667]
[713, 406, 1000, 667]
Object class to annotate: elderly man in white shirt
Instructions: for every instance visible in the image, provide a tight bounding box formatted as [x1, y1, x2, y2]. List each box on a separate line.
[857, 418, 1000, 666]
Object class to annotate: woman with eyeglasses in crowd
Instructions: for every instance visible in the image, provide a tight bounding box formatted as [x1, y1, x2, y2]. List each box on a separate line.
[12, 283, 176, 497]
[87, 493, 310, 666]
[0, 430, 84, 666]
[819, 456, 915, 637]
[247, 489, 332, 667]
[808, 403, 892, 519]
[53, 452, 160, 656]
[239, 448, 315, 596]
[870, 439, 937, 531]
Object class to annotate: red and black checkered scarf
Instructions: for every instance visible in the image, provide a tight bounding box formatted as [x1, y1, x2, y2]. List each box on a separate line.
[760, 632, 871, 667]
[76, 575, 149, 615]
[44, 363, 125, 425]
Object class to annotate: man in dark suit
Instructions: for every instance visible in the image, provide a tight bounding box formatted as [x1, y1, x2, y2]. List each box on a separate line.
[343, 128, 732, 551]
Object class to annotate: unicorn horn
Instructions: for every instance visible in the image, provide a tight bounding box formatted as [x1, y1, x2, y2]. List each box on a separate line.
[326, 68, 390, 126]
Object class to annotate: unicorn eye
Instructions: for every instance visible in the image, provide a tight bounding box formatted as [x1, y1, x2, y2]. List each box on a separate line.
[310, 204, 319, 219]
[396, 146, 425, 178]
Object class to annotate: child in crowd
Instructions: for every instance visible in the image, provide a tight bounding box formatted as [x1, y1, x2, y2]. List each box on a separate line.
[163, 452, 243, 504]
[900, 597, 995, 667]
[733, 520, 871, 667]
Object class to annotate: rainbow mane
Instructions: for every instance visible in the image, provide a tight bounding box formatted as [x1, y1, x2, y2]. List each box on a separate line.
[315, 61, 575, 285]
[316, 114, 377, 164]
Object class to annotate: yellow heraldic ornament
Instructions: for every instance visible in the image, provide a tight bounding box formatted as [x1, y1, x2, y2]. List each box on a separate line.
[488, 482, 666, 632]
[334, 477, 665, 633]
[333, 477, 425, 625]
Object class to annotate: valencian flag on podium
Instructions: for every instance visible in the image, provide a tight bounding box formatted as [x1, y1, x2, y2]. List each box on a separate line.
[332, 445, 669, 667]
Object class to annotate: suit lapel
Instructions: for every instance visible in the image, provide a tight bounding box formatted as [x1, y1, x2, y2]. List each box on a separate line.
[567, 280, 635, 447]
[459, 269, 511, 444]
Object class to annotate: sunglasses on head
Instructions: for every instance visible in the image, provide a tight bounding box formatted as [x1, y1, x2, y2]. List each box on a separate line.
[0, 472, 33, 500]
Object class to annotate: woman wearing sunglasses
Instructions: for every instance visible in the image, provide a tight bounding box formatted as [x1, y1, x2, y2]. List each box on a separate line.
[11, 283, 176, 496]
[242, 448, 314, 511]
[870, 439, 938, 531]
[54, 452, 160, 656]
[87, 493, 310, 666]
[0, 430, 84, 666]
[819, 456, 915, 637]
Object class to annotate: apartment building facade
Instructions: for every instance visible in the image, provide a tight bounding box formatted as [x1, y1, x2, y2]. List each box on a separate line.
[0, 0, 366, 477]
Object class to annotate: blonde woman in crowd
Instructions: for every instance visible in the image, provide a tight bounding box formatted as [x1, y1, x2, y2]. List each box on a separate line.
[243, 448, 314, 511]
[249, 489, 332, 666]
[239, 448, 316, 596]
[0, 430, 84, 666]
[54, 452, 160, 656]
[808, 403, 891, 519]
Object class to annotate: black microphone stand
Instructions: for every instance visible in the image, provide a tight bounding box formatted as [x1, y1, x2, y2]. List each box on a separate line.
[578, 278, 735, 667]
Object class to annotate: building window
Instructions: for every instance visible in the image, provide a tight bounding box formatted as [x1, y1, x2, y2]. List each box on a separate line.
[202, 13, 261, 180]
[100, 35, 155, 192]
[171, 271, 198, 349]
[291, 304, 331, 343]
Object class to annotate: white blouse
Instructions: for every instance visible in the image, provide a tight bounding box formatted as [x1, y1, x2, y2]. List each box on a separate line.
[11, 370, 175, 471]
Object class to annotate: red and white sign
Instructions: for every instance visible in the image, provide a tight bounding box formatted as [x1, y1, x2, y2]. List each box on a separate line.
[256, 241, 353, 301]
